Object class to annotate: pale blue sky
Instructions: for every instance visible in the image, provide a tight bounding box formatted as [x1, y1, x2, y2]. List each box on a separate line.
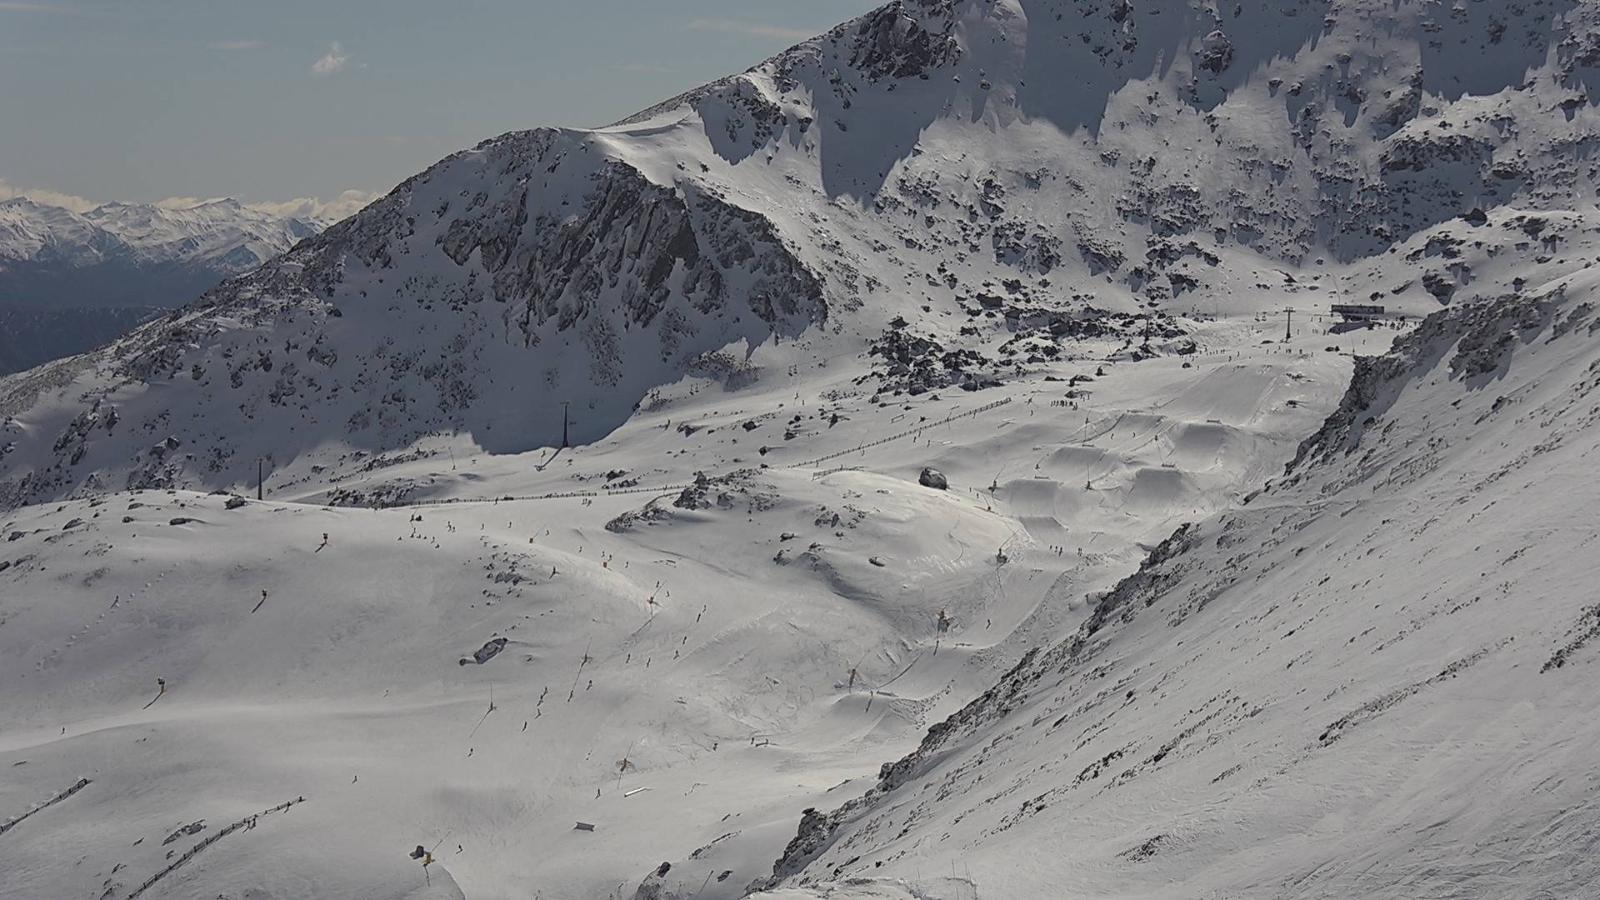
[1, 0, 877, 211]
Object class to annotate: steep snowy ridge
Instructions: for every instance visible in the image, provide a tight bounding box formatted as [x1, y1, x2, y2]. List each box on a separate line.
[751, 273, 1600, 897]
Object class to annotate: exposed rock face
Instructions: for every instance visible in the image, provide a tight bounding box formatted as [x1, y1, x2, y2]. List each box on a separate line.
[631, 861, 676, 900]
[438, 141, 822, 343]
[751, 807, 837, 892]
[917, 467, 948, 490]
[1284, 289, 1565, 483]
[846, 0, 964, 81]
[672, 469, 777, 512]
[864, 328, 994, 396]
[459, 637, 509, 666]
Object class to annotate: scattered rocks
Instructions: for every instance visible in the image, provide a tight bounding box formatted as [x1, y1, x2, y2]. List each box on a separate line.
[863, 328, 994, 396]
[459, 637, 509, 666]
[161, 820, 206, 846]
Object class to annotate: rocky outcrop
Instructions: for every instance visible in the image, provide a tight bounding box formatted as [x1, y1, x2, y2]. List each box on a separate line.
[845, 0, 963, 82]
[1284, 288, 1564, 482]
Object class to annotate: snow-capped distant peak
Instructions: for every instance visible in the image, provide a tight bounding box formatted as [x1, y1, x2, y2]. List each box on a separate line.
[0, 197, 126, 266]
[0, 195, 324, 272]
[81, 197, 321, 267]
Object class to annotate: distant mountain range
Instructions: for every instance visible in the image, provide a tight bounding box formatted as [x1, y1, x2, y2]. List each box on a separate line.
[0, 197, 328, 373]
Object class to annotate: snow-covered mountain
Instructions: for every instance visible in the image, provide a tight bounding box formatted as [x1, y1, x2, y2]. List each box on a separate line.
[80, 199, 324, 270]
[0, 198, 128, 269]
[0, 196, 323, 273]
[0, 197, 326, 374]
[10, 0, 1597, 509]
[4, 1, 1600, 899]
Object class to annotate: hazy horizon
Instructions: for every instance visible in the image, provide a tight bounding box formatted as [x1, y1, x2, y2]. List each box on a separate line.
[1, 0, 876, 212]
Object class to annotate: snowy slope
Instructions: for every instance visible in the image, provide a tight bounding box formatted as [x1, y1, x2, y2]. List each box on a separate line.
[3, 2, 1600, 899]
[750, 262, 1600, 900]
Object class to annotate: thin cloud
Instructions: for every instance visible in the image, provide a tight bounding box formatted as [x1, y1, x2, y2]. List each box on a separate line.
[311, 41, 347, 76]
[0, 178, 97, 213]
[151, 196, 213, 208]
[209, 40, 266, 51]
[150, 192, 381, 221]
[246, 190, 382, 222]
[686, 18, 816, 42]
